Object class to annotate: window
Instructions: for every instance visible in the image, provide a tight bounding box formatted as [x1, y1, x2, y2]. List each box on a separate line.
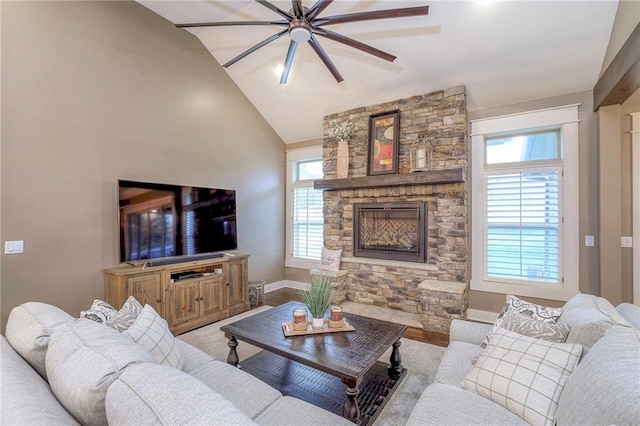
[471, 105, 579, 301]
[286, 146, 324, 269]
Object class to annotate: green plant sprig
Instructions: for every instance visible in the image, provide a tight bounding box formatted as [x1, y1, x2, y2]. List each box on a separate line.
[299, 275, 333, 319]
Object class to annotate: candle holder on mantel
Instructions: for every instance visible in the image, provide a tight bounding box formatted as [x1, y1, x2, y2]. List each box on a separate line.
[409, 138, 433, 172]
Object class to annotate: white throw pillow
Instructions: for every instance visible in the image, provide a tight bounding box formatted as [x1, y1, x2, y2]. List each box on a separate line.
[316, 247, 342, 272]
[106, 296, 143, 332]
[462, 328, 582, 426]
[80, 299, 118, 324]
[124, 304, 184, 369]
[481, 295, 563, 348]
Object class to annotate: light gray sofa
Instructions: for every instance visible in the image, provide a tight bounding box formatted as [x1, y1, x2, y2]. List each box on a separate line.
[407, 293, 640, 426]
[0, 302, 353, 425]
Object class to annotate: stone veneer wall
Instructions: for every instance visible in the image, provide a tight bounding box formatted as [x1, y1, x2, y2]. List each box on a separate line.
[321, 86, 469, 332]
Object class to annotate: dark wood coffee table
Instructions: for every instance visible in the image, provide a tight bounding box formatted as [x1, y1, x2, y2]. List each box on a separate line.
[220, 301, 408, 425]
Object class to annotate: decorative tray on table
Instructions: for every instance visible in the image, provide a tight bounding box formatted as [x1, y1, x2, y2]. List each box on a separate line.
[281, 318, 355, 337]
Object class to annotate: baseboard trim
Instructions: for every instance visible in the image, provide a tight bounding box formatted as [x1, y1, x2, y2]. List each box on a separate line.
[265, 280, 309, 293]
[467, 309, 498, 324]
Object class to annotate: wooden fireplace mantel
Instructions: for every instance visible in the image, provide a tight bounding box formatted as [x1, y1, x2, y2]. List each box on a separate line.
[313, 167, 466, 191]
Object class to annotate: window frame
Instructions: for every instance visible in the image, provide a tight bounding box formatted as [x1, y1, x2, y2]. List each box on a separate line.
[470, 105, 580, 301]
[285, 146, 324, 270]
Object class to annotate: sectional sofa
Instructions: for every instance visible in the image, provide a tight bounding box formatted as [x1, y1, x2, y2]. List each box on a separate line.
[2, 294, 639, 425]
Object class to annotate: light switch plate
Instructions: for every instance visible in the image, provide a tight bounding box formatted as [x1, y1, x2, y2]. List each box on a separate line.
[585, 235, 594, 246]
[4, 240, 24, 254]
[621, 236, 633, 248]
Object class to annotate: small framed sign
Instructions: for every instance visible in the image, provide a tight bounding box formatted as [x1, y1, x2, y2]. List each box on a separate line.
[367, 110, 400, 175]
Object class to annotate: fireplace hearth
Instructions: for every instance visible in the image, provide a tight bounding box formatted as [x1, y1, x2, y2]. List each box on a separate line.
[354, 202, 427, 263]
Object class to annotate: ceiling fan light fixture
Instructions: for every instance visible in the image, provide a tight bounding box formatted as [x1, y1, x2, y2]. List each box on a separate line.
[290, 26, 311, 43]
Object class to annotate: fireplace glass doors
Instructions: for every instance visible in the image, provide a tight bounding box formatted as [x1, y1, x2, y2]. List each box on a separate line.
[354, 202, 427, 263]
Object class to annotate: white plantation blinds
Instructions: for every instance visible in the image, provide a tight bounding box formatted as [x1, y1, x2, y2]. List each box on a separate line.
[292, 187, 324, 259]
[471, 104, 579, 301]
[486, 169, 560, 283]
[286, 149, 324, 268]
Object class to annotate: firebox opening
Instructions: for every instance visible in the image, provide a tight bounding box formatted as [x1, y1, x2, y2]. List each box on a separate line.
[354, 202, 427, 263]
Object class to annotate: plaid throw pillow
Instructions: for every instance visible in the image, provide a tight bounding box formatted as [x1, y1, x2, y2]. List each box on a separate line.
[124, 304, 184, 369]
[463, 328, 582, 426]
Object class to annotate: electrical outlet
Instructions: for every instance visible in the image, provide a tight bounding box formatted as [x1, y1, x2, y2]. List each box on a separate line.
[621, 236, 633, 248]
[585, 235, 594, 246]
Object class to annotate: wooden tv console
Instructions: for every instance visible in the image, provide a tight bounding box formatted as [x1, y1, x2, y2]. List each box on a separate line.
[104, 254, 250, 335]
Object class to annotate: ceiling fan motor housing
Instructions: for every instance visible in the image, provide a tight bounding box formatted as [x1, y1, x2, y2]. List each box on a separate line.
[289, 20, 312, 43]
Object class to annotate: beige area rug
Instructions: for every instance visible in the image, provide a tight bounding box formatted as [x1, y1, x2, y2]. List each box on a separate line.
[178, 306, 446, 426]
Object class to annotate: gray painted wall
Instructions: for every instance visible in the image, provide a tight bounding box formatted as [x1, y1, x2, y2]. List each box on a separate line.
[1, 1, 285, 329]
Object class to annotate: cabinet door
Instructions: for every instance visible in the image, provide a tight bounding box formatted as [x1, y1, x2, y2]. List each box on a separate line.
[226, 258, 248, 314]
[166, 281, 199, 326]
[198, 277, 224, 319]
[127, 273, 162, 312]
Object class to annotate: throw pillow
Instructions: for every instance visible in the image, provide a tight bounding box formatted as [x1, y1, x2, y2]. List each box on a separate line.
[316, 247, 342, 272]
[124, 304, 184, 369]
[106, 296, 144, 332]
[80, 299, 118, 324]
[462, 328, 582, 426]
[498, 311, 570, 343]
[481, 295, 563, 348]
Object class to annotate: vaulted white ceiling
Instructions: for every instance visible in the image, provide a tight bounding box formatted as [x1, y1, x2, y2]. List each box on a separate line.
[138, 1, 618, 143]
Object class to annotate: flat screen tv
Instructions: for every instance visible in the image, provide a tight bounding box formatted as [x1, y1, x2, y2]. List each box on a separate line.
[118, 180, 237, 263]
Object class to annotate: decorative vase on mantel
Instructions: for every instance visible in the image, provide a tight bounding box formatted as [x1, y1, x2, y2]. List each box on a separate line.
[336, 139, 349, 179]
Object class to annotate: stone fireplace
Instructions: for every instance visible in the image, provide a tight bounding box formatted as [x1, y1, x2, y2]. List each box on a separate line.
[354, 202, 427, 263]
[316, 86, 470, 333]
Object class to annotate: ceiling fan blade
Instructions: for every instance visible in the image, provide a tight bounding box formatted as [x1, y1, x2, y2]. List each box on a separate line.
[313, 27, 396, 62]
[306, 0, 333, 20]
[280, 40, 299, 84]
[176, 20, 288, 29]
[308, 35, 343, 83]
[223, 29, 288, 68]
[291, 0, 304, 18]
[313, 5, 429, 26]
[255, 0, 293, 21]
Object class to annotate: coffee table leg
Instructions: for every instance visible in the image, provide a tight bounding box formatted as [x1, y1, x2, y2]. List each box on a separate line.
[226, 336, 240, 368]
[342, 379, 360, 422]
[388, 339, 403, 379]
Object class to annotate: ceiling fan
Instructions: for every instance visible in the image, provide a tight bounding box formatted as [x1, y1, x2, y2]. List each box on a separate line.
[176, 0, 429, 84]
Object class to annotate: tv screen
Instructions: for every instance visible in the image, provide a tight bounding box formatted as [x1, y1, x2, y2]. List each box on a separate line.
[118, 180, 237, 262]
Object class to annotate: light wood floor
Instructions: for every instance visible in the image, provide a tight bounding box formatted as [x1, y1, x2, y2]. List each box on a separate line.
[264, 287, 449, 347]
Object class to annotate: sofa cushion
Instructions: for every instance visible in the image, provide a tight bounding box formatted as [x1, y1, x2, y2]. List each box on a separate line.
[177, 338, 216, 372]
[556, 326, 640, 426]
[482, 295, 563, 348]
[46, 319, 156, 425]
[123, 304, 184, 369]
[616, 302, 640, 330]
[462, 328, 582, 426]
[435, 340, 478, 386]
[406, 383, 528, 426]
[255, 395, 354, 425]
[5, 302, 74, 380]
[106, 295, 143, 332]
[105, 362, 257, 425]
[79, 299, 118, 324]
[189, 359, 282, 418]
[1, 336, 80, 425]
[558, 293, 632, 353]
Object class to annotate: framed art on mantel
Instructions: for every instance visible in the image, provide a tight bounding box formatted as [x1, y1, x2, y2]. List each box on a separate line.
[367, 110, 400, 175]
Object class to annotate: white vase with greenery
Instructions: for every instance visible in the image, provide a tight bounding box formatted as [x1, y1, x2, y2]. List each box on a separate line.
[300, 275, 333, 329]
